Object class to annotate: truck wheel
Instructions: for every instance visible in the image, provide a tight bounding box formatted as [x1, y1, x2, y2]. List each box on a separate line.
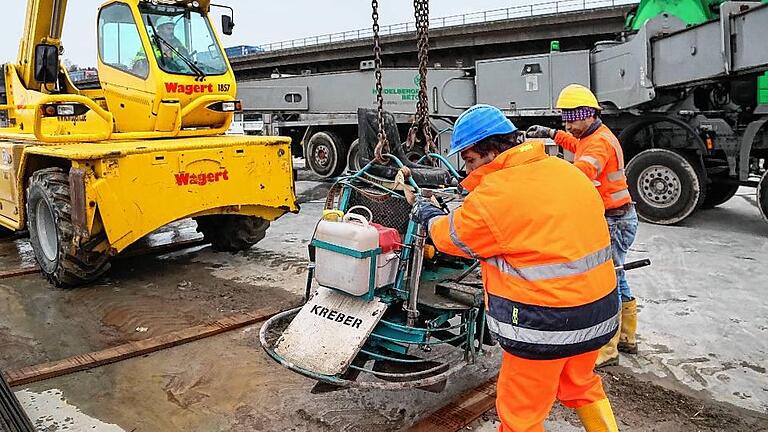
[626, 149, 703, 225]
[194, 215, 270, 252]
[701, 181, 739, 209]
[347, 139, 364, 173]
[758, 171, 768, 223]
[26, 168, 110, 287]
[306, 131, 348, 178]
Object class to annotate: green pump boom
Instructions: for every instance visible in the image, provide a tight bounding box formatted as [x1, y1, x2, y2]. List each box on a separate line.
[626, 0, 768, 105]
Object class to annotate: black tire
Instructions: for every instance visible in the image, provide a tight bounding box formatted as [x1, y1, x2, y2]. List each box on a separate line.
[680, 151, 708, 211]
[0, 225, 13, 238]
[305, 131, 348, 178]
[346, 139, 363, 173]
[701, 180, 739, 209]
[758, 171, 768, 223]
[26, 168, 110, 287]
[194, 215, 270, 252]
[626, 149, 703, 225]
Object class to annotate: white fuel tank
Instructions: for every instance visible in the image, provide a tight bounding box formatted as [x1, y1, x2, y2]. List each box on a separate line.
[314, 213, 397, 296]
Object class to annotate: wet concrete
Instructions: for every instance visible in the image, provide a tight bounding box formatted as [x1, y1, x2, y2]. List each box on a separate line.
[0, 242, 302, 364]
[1, 179, 767, 430]
[623, 188, 768, 414]
[467, 369, 768, 432]
[16, 323, 499, 432]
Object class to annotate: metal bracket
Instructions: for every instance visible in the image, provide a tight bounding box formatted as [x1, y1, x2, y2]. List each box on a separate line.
[719, 2, 763, 75]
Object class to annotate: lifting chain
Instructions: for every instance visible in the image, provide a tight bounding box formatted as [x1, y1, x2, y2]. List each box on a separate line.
[407, 0, 435, 157]
[371, 0, 390, 163]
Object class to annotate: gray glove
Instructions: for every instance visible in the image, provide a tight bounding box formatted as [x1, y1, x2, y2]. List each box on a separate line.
[526, 125, 556, 139]
[414, 199, 447, 229]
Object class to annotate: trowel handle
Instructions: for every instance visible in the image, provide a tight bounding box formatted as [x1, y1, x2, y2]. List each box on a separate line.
[619, 259, 651, 271]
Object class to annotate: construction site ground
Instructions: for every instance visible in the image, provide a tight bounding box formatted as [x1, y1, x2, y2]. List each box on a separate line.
[1, 164, 767, 431]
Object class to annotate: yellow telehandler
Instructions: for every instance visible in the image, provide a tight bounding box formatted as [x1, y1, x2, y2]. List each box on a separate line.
[0, 0, 297, 287]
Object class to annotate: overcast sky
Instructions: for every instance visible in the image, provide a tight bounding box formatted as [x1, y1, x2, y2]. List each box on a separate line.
[1, 0, 528, 67]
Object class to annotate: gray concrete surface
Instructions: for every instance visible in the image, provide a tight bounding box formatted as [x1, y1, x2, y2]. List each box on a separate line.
[624, 188, 768, 413]
[3, 179, 767, 431]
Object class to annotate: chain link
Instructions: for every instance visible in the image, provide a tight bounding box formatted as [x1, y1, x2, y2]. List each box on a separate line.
[407, 0, 435, 157]
[371, 0, 390, 163]
[372, 0, 433, 164]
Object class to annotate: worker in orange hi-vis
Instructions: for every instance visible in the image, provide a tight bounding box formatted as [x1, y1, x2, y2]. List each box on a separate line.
[527, 84, 639, 369]
[415, 104, 620, 431]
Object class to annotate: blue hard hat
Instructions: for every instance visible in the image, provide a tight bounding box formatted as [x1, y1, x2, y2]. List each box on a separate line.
[449, 104, 517, 156]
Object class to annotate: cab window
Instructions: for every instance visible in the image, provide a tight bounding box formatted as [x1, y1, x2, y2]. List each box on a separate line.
[138, 3, 228, 77]
[98, 3, 148, 79]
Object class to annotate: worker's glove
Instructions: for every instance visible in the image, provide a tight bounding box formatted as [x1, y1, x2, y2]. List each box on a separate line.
[526, 125, 556, 139]
[414, 200, 447, 231]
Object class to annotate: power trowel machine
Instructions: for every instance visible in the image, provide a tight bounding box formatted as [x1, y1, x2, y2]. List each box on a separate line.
[260, 107, 490, 391]
[261, 0, 490, 391]
[260, 113, 651, 390]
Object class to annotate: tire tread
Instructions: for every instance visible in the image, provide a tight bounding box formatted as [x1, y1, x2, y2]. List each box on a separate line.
[26, 167, 110, 287]
[194, 215, 270, 252]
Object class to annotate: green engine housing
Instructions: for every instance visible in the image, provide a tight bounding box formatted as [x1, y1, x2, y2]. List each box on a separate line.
[626, 0, 720, 29]
[626, 0, 768, 106]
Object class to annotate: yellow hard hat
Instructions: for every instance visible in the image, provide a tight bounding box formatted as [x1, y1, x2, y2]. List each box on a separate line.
[556, 84, 601, 110]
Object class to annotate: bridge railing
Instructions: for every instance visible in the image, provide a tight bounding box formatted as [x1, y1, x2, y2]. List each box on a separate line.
[253, 0, 638, 54]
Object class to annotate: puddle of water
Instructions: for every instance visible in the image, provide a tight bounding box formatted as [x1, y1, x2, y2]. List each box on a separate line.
[16, 388, 126, 432]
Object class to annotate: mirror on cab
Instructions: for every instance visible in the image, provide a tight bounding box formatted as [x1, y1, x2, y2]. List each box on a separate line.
[221, 14, 234, 35]
[34, 44, 59, 84]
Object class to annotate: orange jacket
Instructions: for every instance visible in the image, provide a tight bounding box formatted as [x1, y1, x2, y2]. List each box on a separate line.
[554, 121, 631, 210]
[429, 141, 618, 360]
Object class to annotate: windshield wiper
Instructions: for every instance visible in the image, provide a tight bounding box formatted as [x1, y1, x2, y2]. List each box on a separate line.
[147, 16, 207, 80]
[156, 35, 207, 80]
[146, 16, 167, 68]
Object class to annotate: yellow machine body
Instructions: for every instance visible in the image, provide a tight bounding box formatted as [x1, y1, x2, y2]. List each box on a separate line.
[0, 0, 297, 283]
[1, 135, 296, 253]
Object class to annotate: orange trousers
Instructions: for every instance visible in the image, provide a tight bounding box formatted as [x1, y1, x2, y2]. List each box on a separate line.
[496, 350, 607, 432]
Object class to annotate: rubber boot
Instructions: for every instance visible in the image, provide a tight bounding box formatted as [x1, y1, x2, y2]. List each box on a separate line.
[617, 299, 638, 354]
[595, 314, 621, 368]
[576, 399, 619, 432]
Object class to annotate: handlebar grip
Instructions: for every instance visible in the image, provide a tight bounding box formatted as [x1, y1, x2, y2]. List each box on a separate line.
[621, 258, 651, 271]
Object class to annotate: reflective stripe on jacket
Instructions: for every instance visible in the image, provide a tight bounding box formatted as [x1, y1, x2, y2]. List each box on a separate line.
[429, 141, 618, 360]
[554, 121, 631, 210]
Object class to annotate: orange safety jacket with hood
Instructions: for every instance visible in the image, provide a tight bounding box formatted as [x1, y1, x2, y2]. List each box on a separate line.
[554, 120, 631, 210]
[428, 141, 619, 360]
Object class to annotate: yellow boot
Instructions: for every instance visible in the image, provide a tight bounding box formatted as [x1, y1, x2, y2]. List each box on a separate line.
[576, 399, 619, 432]
[595, 313, 621, 368]
[617, 299, 638, 354]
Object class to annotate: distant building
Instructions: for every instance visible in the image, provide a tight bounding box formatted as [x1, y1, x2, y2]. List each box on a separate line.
[224, 45, 264, 58]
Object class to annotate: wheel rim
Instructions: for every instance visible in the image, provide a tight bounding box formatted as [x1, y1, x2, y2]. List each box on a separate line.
[35, 198, 58, 262]
[637, 165, 682, 208]
[312, 142, 331, 170]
